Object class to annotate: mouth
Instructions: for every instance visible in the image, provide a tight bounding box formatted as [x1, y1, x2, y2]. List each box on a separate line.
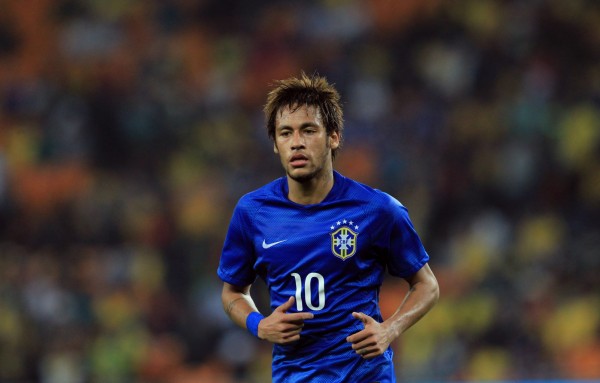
[289, 154, 309, 167]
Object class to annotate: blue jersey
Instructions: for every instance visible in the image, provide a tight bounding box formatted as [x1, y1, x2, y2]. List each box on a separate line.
[218, 171, 429, 383]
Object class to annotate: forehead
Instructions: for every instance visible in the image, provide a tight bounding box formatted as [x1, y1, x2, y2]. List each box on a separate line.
[275, 104, 323, 127]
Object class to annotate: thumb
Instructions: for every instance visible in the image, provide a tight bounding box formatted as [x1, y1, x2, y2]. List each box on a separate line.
[276, 296, 295, 313]
[352, 312, 375, 325]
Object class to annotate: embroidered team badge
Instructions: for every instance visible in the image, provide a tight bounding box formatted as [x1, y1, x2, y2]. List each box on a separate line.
[329, 219, 360, 260]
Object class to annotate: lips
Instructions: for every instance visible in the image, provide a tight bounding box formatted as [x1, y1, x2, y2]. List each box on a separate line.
[290, 154, 309, 167]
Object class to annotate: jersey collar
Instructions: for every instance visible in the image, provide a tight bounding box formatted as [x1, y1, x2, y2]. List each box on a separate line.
[280, 171, 346, 206]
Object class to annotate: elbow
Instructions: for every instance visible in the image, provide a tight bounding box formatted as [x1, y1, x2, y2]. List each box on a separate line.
[416, 267, 439, 308]
[431, 278, 440, 304]
[428, 273, 440, 308]
[423, 263, 440, 305]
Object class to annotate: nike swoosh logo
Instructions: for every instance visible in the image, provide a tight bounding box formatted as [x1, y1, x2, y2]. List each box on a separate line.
[262, 239, 287, 249]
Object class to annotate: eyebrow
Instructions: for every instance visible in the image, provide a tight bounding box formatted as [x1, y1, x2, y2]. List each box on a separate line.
[276, 122, 321, 131]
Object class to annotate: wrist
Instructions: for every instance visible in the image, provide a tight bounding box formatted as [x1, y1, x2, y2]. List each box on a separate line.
[382, 319, 401, 341]
[246, 312, 265, 339]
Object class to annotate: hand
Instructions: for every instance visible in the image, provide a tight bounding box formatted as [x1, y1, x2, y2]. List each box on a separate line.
[346, 312, 393, 359]
[258, 296, 314, 344]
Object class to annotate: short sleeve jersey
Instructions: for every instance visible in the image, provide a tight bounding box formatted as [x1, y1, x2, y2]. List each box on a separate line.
[218, 171, 429, 383]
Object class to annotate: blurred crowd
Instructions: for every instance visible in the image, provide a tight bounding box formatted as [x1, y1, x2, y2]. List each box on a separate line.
[1, 0, 599, 382]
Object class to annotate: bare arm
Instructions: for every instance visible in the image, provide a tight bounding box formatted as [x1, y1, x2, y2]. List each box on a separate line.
[346, 263, 439, 358]
[221, 282, 259, 329]
[221, 282, 314, 344]
[384, 263, 439, 337]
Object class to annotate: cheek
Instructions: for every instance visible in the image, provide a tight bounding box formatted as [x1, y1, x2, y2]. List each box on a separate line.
[274, 143, 288, 162]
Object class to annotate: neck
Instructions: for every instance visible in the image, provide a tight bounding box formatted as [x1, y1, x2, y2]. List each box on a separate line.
[287, 170, 334, 205]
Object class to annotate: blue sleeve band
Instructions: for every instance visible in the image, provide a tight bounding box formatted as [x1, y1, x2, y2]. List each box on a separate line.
[246, 312, 264, 338]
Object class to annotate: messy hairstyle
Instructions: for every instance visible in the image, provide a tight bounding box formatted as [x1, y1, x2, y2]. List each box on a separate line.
[264, 72, 344, 158]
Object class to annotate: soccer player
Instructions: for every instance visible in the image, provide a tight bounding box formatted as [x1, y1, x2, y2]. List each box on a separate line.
[217, 72, 439, 382]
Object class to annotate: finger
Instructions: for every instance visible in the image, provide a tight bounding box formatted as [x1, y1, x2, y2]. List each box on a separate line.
[276, 317, 312, 333]
[274, 327, 305, 344]
[352, 312, 375, 325]
[346, 330, 369, 344]
[274, 327, 302, 338]
[278, 333, 301, 344]
[350, 337, 376, 350]
[276, 296, 295, 313]
[358, 348, 380, 359]
[284, 312, 314, 322]
[275, 322, 303, 333]
[281, 327, 304, 337]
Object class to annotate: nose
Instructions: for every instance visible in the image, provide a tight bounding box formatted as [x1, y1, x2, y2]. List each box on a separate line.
[290, 131, 305, 150]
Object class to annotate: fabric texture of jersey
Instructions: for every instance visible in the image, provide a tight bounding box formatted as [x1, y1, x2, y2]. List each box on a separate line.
[218, 171, 430, 383]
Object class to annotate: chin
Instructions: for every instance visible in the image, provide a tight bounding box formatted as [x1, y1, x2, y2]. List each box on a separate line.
[287, 167, 321, 183]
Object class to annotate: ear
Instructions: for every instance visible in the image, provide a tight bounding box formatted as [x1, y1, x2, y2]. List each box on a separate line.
[273, 141, 279, 154]
[329, 131, 340, 150]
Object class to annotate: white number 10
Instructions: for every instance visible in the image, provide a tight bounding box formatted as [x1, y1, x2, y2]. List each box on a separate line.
[290, 272, 325, 311]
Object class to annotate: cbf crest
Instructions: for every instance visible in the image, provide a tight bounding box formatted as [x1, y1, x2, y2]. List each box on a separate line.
[329, 219, 360, 260]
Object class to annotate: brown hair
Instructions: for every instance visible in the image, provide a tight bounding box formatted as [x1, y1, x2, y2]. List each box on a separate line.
[264, 72, 344, 158]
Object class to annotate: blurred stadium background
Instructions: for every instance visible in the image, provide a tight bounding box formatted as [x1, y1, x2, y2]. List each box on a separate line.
[1, 0, 599, 382]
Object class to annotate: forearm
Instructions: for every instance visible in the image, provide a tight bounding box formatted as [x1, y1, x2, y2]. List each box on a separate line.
[384, 265, 439, 340]
[222, 284, 314, 344]
[221, 283, 260, 330]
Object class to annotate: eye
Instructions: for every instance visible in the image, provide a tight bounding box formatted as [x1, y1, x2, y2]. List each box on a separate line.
[279, 130, 292, 137]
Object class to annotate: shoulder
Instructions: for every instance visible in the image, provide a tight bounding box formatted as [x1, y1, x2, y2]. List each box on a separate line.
[342, 174, 405, 213]
[235, 176, 286, 213]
